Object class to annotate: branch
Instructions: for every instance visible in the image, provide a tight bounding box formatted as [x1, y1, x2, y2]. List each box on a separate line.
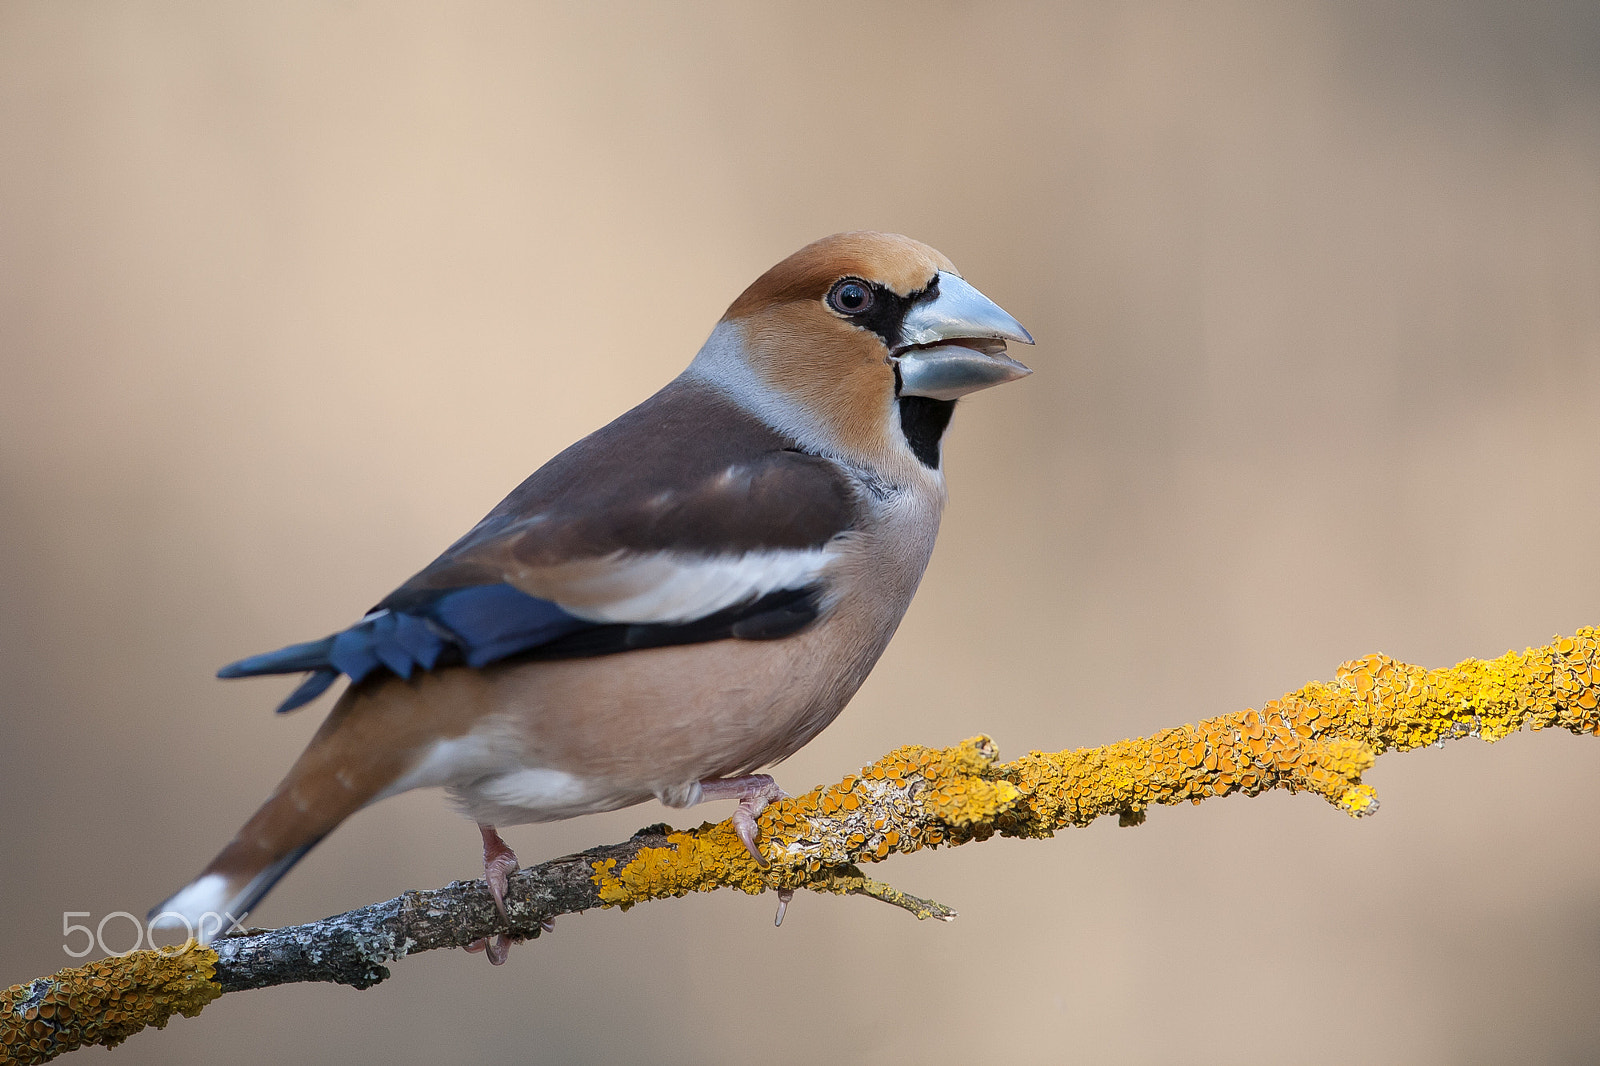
[7, 627, 1600, 1062]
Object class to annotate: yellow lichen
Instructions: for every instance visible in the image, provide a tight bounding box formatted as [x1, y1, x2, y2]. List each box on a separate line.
[998, 628, 1600, 832]
[590, 736, 1029, 905]
[591, 629, 1600, 908]
[12, 630, 1600, 1061]
[592, 819, 774, 908]
[0, 944, 220, 1064]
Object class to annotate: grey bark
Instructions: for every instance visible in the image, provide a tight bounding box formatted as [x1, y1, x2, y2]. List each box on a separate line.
[213, 830, 670, 992]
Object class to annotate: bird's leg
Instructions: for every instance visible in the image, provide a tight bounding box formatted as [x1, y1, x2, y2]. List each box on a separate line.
[477, 822, 520, 919]
[695, 774, 788, 867]
[463, 823, 519, 965]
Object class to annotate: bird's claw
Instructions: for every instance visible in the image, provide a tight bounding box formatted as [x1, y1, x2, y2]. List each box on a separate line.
[731, 806, 768, 867]
[697, 774, 788, 866]
[774, 888, 794, 927]
[465, 934, 513, 965]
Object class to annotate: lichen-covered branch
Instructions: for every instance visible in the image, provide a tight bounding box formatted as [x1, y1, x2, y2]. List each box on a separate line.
[7, 628, 1599, 1063]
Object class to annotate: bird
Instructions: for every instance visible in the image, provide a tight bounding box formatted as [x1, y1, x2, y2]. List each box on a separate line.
[149, 231, 1033, 962]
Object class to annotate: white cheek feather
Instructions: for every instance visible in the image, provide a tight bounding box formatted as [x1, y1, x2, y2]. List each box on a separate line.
[682, 318, 942, 488]
[555, 548, 838, 625]
[681, 320, 843, 458]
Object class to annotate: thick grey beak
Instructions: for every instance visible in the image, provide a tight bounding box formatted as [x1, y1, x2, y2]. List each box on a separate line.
[895, 271, 1034, 401]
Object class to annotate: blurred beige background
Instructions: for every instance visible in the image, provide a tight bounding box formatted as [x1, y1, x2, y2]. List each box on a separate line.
[4, 2, 1600, 1063]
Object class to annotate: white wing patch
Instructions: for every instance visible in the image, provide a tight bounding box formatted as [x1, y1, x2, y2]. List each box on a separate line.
[539, 547, 839, 625]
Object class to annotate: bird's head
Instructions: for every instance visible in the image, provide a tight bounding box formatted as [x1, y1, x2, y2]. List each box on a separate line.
[690, 231, 1034, 473]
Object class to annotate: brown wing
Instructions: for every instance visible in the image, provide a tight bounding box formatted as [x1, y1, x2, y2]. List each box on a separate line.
[381, 376, 860, 608]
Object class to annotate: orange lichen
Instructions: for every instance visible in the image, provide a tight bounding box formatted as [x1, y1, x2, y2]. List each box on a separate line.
[591, 818, 774, 908]
[11, 630, 1600, 1062]
[591, 735, 1030, 906]
[591, 628, 1600, 907]
[0, 944, 219, 1064]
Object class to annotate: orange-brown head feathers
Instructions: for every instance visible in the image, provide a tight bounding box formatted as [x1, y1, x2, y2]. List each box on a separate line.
[690, 232, 1032, 473]
[723, 232, 959, 321]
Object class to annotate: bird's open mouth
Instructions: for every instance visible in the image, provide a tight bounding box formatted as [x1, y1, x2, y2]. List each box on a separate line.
[893, 337, 1032, 401]
[891, 270, 1034, 400]
[895, 335, 1011, 359]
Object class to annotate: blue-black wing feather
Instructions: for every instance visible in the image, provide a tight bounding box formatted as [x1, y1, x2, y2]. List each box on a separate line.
[218, 582, 822, 713]
[218, 378, 853, 712]
[217, 583, 589, 712]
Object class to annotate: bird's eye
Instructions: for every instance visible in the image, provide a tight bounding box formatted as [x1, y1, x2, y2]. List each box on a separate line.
[827, 279, 873, 316]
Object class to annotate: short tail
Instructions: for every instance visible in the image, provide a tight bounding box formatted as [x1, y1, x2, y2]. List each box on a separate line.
[149, 689, 409, 943]
[148, 837, 324, 943]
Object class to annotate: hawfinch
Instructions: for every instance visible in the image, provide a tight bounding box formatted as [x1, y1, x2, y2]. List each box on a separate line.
[151, 232, 1033, 959]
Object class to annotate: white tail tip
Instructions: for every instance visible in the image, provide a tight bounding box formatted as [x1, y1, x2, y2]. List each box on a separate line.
[148, 874, 240, 945]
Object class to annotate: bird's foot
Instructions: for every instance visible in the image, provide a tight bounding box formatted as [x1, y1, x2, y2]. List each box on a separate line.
[465, 823, 520, 965]
[695, 774, 788, 867]
[479, 823, 519, 921]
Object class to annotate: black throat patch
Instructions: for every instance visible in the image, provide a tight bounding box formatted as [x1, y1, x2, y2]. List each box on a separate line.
[849, 275, 952, 468]
[897, 395, 956, 469]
